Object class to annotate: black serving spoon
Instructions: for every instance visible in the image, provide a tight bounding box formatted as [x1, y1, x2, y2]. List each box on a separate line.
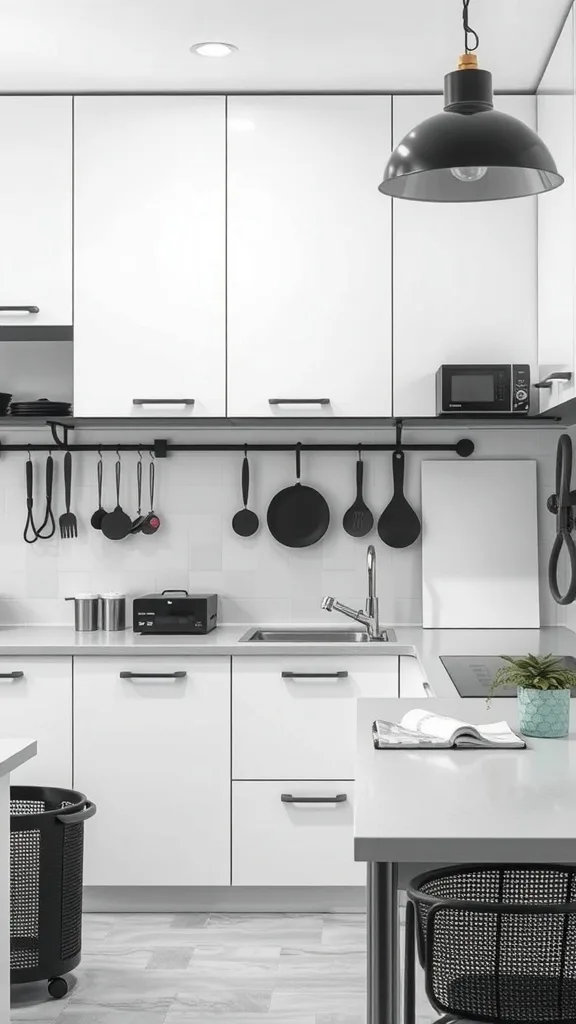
[91, 455, 108, 531]
[343, 447, 374, 538]
[377, 448, 421, 548]
[130, 456, 146, 534]
[101, 457, 132, 540]
[232, 447, 259, 537]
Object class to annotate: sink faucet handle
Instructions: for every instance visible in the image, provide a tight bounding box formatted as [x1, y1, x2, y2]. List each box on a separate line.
[322, 596, 335, 611]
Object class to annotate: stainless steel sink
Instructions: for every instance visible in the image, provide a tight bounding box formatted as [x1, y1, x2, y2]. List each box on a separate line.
[239, 627, 397, 644]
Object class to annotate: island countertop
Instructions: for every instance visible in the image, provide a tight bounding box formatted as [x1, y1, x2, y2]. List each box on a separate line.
[0, 625, 573, 699]
[0, 739, 36, 778]
[354, 698, 576, 864]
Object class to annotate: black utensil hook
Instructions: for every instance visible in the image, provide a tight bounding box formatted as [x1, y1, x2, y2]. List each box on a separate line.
[295, 442, 302, 481]
[48, 421, 74, 449]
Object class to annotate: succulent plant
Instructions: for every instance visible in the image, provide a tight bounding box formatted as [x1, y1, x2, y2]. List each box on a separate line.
[487, 653, 576, 706]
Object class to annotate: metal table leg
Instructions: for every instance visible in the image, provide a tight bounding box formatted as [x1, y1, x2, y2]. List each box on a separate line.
[367, 862, 399, 1024]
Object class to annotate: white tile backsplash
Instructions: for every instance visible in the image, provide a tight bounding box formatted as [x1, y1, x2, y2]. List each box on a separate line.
[0, 425, 562, 627]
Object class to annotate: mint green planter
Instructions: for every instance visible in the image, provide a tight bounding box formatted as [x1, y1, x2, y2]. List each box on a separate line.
[517, 687, 571, 738]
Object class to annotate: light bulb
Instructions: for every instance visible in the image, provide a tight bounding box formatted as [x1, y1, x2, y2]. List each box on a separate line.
[450, 166, 488, 182]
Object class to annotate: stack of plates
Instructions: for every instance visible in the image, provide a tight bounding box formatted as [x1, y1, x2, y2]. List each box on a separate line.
[9, 399, 72, 417]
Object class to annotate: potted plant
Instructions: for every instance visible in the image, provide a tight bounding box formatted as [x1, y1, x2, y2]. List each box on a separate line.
[488, 654, 576, 738]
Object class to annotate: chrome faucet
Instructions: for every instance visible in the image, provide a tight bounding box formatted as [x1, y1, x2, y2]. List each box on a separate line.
[322, 544, 384, 640]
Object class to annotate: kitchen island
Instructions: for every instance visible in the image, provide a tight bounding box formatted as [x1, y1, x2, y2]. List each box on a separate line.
[355, 698, 576, 1024]
[0, 739, 36, 1019]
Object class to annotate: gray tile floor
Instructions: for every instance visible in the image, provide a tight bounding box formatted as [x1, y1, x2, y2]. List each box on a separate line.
[10, 912, 433, 1024]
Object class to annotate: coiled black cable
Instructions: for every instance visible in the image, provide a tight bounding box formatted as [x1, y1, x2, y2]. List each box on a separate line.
[548, 434, 576, 605]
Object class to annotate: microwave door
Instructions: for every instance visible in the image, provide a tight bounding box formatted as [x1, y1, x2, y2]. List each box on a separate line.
[441, 366, 511, 413]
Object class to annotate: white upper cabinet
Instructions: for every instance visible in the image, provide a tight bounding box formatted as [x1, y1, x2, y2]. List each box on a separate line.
[0, 98, 72, 326]
[537, 9, 575, 412]
[74, 96, 226, 418]
[227, 96, 392, 418]
[392, 95, 538, 418]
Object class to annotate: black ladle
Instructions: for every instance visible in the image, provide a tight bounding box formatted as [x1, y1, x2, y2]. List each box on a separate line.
[130, 457, 146, 534]
[91, 455, 108, 531]
[377, 448, 421, 548]
[141, 459, 161, 535]
[232, 448, 259, 537]
[101, 458, 132, 540]
[343, 448, 374, 538]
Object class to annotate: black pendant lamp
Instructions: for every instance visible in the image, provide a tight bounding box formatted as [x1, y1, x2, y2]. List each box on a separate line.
[379, 0, 563, 202]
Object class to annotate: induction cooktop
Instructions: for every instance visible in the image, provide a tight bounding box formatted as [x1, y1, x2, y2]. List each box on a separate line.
[440, 655, 576, 697]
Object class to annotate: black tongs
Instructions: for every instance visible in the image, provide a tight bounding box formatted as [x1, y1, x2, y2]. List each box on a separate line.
[548, 434, 576, 604]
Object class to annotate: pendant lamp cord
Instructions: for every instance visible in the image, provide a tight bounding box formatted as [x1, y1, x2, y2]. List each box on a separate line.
[462, 0, 479, 53]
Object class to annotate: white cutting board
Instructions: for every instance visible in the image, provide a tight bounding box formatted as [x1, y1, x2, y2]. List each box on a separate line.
[422, 460, 540, 629]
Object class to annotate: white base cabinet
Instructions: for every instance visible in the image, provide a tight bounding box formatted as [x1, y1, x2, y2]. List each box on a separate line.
[400, 656, 431, 698]
[233, 655, 398, 780]
[233, 781, 364, 887]
[0, 657, 72, 787]
[74, 657, 230, 887]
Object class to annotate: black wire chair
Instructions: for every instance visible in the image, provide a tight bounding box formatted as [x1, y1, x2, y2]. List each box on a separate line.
[405, 864, 576, 1024]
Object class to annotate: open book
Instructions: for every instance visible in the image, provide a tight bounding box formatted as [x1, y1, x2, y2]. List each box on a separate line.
[372, 708, 526, 750]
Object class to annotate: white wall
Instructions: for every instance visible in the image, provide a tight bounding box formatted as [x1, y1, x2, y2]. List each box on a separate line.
[0, 425, 561, 628]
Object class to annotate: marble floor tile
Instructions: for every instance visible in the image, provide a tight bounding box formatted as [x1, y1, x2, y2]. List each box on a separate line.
[320, 914, 366, 948]
[202, 914, 324, 947]
[146, 949, 193, 971]
[270, 977, 365, 1017]
[277, 947, 365, 979]
[169, 913, 209, 930]
[60, 968, 179, 1014]
[316, 1016, 365, 1024]
[166, 1016, 313, 1024]
[186, 945, 281, 979]
[167, 979, 275, 1017]
[55, 1011, 168, 1024]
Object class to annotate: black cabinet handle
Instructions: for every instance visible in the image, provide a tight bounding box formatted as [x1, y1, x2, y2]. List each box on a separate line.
[423, 681, 433, 696]
[0, 672, 24, 679]
[282, 671, 348, 679]
[132, 399, 195, 406]
[534, 372, 573, 389]
[269, 398, 330, 406]
[281, 793, 347, 804]
[119, 671, 187, 680]
[0, 306, 39, 314]
[56, 800, 97, 824]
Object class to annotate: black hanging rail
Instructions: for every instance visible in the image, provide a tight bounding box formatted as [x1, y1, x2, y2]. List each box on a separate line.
[0, 420, 475, 458]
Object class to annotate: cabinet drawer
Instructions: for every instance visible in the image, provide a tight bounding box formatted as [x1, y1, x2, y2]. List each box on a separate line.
[0, 656, 72, 786]
[233, 655, 398, 780]
[233, 781, 364, 887]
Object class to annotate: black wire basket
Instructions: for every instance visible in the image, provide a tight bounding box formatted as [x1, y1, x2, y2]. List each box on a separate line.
[406, 863, 576, 1024]
[10, 786, 96, 1000]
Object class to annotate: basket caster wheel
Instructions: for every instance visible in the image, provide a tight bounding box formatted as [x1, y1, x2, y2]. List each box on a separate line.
[48, 976, 68, 999]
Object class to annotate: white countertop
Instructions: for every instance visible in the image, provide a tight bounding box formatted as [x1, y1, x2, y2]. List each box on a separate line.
[354, 698, 576, 863]
[0, 624, 573, 699]
[0, 739, 36, 778]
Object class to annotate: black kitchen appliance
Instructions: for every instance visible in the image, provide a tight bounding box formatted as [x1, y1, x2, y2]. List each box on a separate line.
[436, 364, 530, 415]
[133, 591, 218, 635]
[441, 655, 576, 697]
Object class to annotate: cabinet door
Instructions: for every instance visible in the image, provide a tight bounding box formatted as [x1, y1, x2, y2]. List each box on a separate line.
[0, 98, 72, 326]
[233, 655, 398, 779]
[393, 95, 538, 417]
[537, 9, 575, 411]
[233, 781, 364, 886]
[400, 656, 431, 698]
[74, 657, 230, 886]
[0, 657, 72, 786]
[228, 96, 392, 418]
[74, 96, 226, 417]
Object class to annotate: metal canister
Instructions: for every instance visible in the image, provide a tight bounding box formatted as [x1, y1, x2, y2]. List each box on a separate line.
[100, 593, 127, 631]
[65, 595, 100, 632]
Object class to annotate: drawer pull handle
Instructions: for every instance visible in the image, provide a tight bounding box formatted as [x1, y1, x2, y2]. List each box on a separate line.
[269, 398, 330, 406]
[119, 671, 187, 680]
[0, 306, 39, 314]
[0, 672, 24, 679]
[423, 681, 433, 696]
[281, 793, 348, 804]
[281, 671, 348, 679]
[132, 399, 195, 406]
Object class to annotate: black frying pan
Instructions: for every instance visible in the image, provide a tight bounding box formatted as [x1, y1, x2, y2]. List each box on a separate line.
[267, 445, 330, 548]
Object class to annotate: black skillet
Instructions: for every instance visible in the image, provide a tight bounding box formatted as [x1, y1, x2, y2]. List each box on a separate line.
[267, 444, 330, 548]
[377, 448, 421, 548]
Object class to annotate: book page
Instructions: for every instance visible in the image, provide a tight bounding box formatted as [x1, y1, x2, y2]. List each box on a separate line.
[401, 708, 479, 743]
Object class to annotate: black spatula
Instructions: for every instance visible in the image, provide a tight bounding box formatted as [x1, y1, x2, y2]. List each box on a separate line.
[343, 451, 374, 537]
[377, 449, 421, 548]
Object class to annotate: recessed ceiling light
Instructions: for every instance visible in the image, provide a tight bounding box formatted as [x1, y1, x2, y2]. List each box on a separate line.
[190, 42, 238, 58]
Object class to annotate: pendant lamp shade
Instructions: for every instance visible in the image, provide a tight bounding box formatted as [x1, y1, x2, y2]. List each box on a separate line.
[379, 67, 563, 203]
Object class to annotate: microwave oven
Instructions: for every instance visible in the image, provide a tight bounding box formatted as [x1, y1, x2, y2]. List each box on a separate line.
[436, 364, 530, 415]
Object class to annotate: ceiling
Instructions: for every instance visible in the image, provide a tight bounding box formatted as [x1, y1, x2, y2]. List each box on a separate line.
[0, 0, 570, 94]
